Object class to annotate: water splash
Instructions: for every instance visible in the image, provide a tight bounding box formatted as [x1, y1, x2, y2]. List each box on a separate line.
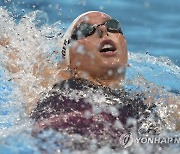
[0, 7, 179, 154]
[0, 7, 64, 136]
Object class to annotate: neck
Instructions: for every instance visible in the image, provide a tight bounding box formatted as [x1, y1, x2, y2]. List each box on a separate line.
[73, 70, 125, 89]
[93, 75, 125, 89]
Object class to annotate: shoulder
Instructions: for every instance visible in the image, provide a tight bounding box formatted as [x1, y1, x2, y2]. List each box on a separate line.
[30, 78, 90, 120]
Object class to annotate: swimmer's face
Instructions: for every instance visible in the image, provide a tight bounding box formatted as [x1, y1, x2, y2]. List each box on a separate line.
[69, 12, 128, 79]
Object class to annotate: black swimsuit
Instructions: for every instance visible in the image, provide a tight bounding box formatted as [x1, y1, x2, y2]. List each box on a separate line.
[31, 78, 159, 149]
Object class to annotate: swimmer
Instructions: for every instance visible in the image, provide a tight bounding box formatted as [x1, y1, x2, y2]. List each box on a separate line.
[60, 11, 127, 88]
[30, 11, 161, 149]
[1, 11, 179, 149]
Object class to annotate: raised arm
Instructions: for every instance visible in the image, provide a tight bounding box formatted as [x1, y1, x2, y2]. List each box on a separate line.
[0, 37, 70, 114]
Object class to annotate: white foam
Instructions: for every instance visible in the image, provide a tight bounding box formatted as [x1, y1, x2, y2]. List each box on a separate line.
[0, 8, 180, 153]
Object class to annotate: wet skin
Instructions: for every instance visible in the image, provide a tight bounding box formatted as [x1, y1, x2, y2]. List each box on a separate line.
[69, 12, 128, 83]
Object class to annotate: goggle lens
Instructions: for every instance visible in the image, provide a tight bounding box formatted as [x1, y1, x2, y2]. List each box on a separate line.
[71, 19, 123, 40]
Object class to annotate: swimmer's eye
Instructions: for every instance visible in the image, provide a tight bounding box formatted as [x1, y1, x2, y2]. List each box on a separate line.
[71, 19, 123, 40]
[71, 23, 95, 40]
[105, 19, 123, 34]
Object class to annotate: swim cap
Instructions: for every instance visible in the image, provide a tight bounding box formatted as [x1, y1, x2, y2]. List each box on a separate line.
[61, 11, 111, 65]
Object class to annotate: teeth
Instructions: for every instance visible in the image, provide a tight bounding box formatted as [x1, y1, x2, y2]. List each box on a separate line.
[102, 44, 113, 50]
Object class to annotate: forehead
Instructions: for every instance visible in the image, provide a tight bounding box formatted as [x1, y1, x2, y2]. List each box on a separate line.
[75, 12, 111, 26]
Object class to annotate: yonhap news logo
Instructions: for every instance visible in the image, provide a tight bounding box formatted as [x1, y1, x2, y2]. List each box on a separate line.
[136, 136, 180, 144]
[119, 132, 133, 148]
[119, 133, 180, 148]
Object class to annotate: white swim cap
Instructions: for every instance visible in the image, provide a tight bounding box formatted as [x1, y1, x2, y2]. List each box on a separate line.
[61, 11, 111, 65]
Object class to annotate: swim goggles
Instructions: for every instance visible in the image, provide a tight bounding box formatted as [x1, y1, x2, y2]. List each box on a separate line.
[71, 19, 123, 40]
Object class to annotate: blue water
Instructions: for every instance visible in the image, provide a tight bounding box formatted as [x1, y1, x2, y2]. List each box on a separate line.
[1, 0, 180, 66]
[0, 0, 180, 154]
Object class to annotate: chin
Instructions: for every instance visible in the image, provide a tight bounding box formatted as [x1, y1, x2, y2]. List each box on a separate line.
[101, 63, 122, 71]
[101, 58, 122, 70]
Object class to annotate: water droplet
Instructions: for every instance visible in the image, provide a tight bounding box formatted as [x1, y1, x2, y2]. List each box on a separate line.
[3, 0, 11, 4]
[99, 5, 104, 10]
[108, 70, 113, 76]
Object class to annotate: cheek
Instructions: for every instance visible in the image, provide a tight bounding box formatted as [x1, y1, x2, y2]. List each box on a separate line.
[80, 39, 98, 53]
[116, 34, 127, 47]
[115, 35, 128, 64]
[69, 45, 96, 69]
[77, 40, 99, 61]
[122, 39, 128, 61]
[117, 35, 127, 52]
[122, 39, 128, 54]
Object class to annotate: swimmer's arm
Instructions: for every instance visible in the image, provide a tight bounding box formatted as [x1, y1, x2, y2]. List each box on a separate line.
[1, 37, 71, 113]
[1, 37, 70, 82]
[26, 66, 71, 114]
[0, 37, 9, 47]
[0, 37, 21, 73]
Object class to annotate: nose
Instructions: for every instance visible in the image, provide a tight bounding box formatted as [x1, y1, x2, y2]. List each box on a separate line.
[96, 25, 108, 38]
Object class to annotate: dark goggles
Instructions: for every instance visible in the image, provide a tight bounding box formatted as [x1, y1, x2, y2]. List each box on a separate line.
[71, 19, 123, 40]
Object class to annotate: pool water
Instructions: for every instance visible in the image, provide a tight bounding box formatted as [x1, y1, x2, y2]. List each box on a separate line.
[0, 0, 180, 154]
[1, 0, 180, 66]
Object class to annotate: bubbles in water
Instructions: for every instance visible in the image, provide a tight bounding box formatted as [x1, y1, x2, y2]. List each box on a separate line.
[3, 0, 11, 4]
[20, 10, 48, 29]
[0, 8, 64, 118]
[99, 6, 104, 10]
[106, 0, 111, 3]
[107, 70, 113, 76]
[48, 4, 52, 8]
[0, 8, 15, 37]
[79, 0, 86, 6]
[144, 1, 151, 8]
[0, 7, 180, 154]
[21, 9, 25, 13]
[76, 45, 85, 55]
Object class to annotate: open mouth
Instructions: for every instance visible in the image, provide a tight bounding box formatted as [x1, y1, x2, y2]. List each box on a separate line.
[99, 40, 117, 53]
